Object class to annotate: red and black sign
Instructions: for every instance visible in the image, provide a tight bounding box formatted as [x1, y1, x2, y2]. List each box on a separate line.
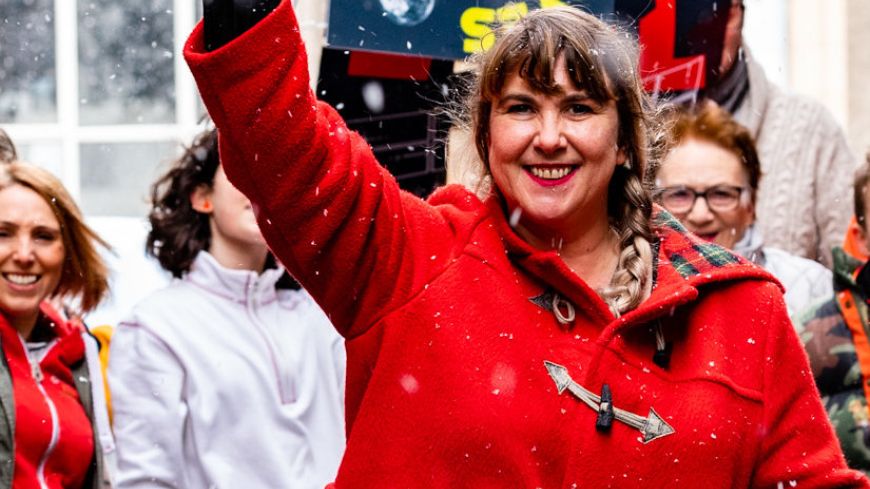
[316, 48, 455, 197]
[319, 1, 729, 193]
[327, 0, 729, 93]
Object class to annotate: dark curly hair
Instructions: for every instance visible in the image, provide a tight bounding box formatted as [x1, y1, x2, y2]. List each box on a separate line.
[147, 129, 220, 277]
[148, 128, 298, 289]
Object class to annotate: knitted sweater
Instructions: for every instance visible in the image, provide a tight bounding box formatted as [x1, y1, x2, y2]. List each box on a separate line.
[733, 49, 858, 268]
[183, 2, 868, 486]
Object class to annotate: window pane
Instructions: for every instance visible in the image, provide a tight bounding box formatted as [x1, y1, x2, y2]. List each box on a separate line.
[80, 141, 175, 217]
[194, 0, 206, 119]
[0, 0, 57, 123]
[17, 142, 63, 177]
[78, 0, 175, 125]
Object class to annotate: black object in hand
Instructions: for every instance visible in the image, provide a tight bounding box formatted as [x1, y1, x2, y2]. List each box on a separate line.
[203, 0, 281, 52]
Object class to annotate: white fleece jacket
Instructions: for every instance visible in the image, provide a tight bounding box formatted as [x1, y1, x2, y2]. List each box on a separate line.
[108, 252, 345, 489]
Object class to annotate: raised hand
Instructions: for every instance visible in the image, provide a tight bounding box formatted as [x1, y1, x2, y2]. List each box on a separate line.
[203, 0, 281, 51]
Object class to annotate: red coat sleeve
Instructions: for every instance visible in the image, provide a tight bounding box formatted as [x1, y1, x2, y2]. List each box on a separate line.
[753, 282, 868, 487]
[183, 2, 468, 338]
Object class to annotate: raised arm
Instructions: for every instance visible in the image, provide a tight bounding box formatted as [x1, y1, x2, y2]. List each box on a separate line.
[185, 1, 471, 337]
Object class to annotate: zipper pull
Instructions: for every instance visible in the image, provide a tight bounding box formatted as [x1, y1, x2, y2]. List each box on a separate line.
[32, 362, 44, 382]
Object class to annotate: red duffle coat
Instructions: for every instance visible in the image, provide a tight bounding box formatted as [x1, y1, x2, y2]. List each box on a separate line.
[183, 2, 867, 487]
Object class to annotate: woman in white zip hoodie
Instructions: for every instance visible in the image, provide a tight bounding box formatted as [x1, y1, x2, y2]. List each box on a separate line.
[107, 128, 346, 489]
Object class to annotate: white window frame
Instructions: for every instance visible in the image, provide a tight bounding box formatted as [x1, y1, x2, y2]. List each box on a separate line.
[4, 0, 202, 205]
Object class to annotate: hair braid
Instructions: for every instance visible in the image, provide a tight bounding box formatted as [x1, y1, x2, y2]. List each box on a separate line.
[601, 166, 654, 316]
[457, 6, 660, 317]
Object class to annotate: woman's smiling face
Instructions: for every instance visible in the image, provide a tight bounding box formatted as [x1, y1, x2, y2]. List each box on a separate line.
[0, 184, 65, 333]
[487, 56, 624, 242]
[657, 137, 754, 249]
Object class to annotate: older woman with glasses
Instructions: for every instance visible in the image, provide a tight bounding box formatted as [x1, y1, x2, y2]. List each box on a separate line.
[655, 101, 832, 316]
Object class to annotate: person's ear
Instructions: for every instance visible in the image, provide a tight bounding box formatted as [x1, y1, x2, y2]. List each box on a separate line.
[190, 184, 214, 214]
[615, 145, 627, 167]
[851, 218, 870, 258]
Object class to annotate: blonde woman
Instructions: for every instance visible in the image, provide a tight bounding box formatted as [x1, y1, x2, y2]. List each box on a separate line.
[0, 162, 112, 488]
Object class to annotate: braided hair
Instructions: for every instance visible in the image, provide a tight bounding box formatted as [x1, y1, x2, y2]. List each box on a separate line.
[467, 7, 658, 315]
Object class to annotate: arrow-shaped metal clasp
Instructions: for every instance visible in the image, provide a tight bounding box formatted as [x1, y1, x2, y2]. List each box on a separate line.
[544, 361, 675, 444]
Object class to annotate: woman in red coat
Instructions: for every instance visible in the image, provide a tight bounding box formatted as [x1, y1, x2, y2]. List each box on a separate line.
[0, 162, 111, 488]
[185, 1, 868, 486]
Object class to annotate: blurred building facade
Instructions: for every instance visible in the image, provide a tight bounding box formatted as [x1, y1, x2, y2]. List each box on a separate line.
[744, 0, 870, 162]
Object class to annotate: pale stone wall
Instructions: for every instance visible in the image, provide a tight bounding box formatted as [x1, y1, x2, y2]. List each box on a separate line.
[788, 0, 849, 130]
[785, 0, 870, 162]
[847, 0, 870, 159]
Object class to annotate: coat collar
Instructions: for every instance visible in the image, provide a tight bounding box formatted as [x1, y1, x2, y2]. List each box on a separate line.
[732, 223, 767, 266]
[0, 301, 87, 454]
[482, 195, 616, 327]
[651, 209, 778, 291]
[185, 251, 285, 304]
[633, 209, 780, 326]
[832, 246, 866, 295]
[479, 193, 779, 330]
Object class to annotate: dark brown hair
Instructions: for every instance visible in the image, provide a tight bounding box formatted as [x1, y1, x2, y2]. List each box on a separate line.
[147, 128, 297, 288]
[465, 6, 657, 315]
[147, 128, 220, 278]
[0, 162, 110, 313]
[855, 153, 870, 227]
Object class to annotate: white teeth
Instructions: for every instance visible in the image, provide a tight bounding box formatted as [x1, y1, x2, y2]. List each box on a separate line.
[5, 274, 38, 285]
[530, 166, 572, 180]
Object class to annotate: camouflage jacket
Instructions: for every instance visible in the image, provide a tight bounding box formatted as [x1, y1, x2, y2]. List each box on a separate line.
[797, 247, 870, 472]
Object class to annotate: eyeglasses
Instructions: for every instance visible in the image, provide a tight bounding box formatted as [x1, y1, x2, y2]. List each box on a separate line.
[655, 185, 747, 214]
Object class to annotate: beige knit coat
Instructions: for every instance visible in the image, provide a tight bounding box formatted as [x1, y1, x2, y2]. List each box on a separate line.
[733, 48, 858, 268]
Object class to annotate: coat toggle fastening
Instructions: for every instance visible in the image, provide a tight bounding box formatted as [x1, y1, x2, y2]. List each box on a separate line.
[544, 361, 675, 444]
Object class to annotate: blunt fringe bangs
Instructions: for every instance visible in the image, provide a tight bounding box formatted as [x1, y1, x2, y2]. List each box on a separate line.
[470, 7, 649, 184]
